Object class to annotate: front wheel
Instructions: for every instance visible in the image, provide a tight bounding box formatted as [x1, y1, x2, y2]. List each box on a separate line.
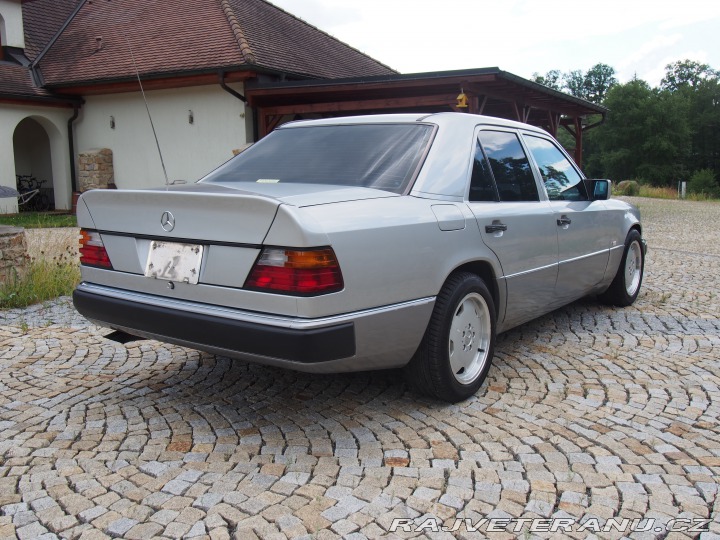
[405, 272, 496, 402]
[599, 229, 645, 306]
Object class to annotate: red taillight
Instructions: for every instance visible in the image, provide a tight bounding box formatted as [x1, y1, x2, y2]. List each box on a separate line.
[245, 247, 343, 295]
[79, 229, 112, 269]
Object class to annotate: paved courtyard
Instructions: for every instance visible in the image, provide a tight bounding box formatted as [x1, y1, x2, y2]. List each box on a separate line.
[1, 197, 719, 540]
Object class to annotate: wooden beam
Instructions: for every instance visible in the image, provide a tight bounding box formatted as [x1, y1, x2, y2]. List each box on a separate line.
[512, 102, 522, 122]
[259, 94, 459, 116]
[49, 71, 255, 96]
[573, 117, 583, 167]
[478, 95, 488, 114]
[246, 74, 499, 102]
[547, 111, 560, 136]
[0, 97, 77, 108]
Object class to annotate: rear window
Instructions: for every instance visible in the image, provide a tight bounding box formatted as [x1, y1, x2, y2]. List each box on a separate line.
[201, 124, 435, 194]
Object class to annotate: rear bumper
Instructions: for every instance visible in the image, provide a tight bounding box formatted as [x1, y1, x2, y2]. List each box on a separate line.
[74, 285, 354, 363]
[73, 282, 434, 373]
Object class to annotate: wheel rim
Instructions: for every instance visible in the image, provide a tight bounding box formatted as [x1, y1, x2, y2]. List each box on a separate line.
[624, 240, 642, 296]
[448, 292, 492, 385]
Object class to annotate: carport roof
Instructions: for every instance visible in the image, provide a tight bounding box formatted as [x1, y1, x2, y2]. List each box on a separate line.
[247, 67, 607, 121]
[246, 67, 607, 166]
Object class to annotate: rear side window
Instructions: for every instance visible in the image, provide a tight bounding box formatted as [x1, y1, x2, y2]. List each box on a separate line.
[477, 131, 539, 202]
[201, 124, 434, 194]
[469, 140, 498, 202]
[524, 135, 587, 201]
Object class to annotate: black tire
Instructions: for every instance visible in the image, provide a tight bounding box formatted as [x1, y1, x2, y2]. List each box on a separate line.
[599, 229, 644, 307]
[405, 272, 496, 402]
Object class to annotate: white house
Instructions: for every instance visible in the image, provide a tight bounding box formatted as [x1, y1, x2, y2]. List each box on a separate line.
[0, 0, 395, 213]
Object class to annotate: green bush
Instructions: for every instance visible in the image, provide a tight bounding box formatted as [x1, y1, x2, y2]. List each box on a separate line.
[688, 169, 719, 197]
[614, 180, 640, 196]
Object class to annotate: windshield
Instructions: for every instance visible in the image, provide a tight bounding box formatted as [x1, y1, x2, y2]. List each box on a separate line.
[201, 123, 434, 194]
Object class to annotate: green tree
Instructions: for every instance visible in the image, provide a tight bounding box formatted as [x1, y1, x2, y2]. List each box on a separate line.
[532, 69, 563, 91]
[583, 79, 691, 185]
[564, 70, 586, 99]
[684, 77, 720, 177]
[584, 63, 618, 103]
[661, 60, 720, 91]
[559, 64, 618, 104]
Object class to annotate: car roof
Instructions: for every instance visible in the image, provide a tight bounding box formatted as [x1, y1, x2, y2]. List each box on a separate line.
[278, 112, 549, 134]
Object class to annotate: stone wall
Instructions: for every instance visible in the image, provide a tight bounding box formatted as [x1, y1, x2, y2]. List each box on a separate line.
[78, 148, 114, 192]
[0, 226, 29, 284]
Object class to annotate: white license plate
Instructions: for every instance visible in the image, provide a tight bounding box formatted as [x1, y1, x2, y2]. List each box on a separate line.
[144, 241, 203, 284]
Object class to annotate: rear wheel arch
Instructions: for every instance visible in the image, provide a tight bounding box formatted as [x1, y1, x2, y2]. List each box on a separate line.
[447, 261, 500, 319]
[406, 271, 497, 402]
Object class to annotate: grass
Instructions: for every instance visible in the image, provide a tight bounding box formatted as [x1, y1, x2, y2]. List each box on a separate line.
[0, 212, 77, 229]
[0, 259, 80, 309]
[619, 185, 719, 201]
[636, 185, 678, 199]
[1, 229, 80, 309]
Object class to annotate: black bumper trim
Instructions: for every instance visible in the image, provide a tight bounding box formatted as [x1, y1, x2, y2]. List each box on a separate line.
[73, 288, 355, 363]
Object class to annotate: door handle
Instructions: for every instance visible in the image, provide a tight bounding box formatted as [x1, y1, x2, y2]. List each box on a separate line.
[557, 216, 572, 226]
[485, 223, 508, 233]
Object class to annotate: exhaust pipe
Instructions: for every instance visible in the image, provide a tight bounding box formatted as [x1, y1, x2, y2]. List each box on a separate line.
[103, 330, 145, 344]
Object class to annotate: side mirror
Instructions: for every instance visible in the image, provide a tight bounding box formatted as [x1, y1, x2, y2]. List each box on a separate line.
[585, 179, 611, 201]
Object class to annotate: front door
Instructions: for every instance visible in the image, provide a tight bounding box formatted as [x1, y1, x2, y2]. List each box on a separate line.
[522, 134, 610, 301]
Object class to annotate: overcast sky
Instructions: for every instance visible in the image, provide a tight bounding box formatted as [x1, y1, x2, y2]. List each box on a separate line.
[270, 0, 720, 87]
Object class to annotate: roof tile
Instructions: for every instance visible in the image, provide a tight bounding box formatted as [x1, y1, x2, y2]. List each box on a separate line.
[22, 0, 82, 61]
[0, 63, 52, 97]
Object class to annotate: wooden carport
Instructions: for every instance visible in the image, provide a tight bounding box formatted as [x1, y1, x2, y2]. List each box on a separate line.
[245, 67, 607, 167]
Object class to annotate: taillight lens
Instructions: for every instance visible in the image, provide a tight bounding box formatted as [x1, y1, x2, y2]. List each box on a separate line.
[245, 247, 343, 295]
[79, 229, 112, 269]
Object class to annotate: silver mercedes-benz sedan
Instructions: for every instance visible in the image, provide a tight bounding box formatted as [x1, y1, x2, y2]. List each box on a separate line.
[73, 113, 646, 402]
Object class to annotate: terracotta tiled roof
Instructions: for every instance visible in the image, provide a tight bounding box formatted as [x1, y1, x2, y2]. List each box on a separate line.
[0, 63, 53, 98]
[0, 0, 79, 101]
[22, 0, 83, 61]
[35, 0, 395, 87]
[225, 0, 396, 79]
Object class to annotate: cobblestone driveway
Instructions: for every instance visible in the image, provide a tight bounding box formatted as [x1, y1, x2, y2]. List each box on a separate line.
[1, 198, 719, 540]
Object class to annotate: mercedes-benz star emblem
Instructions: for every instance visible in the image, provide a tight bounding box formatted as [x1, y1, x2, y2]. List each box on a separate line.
[160, 211, 175, 232]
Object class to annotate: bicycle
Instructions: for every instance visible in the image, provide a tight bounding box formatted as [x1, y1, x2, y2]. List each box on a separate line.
[16, 174, 51, 212]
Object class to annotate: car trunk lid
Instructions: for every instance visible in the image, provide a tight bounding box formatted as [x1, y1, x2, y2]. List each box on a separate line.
[79, 183, 281, 244]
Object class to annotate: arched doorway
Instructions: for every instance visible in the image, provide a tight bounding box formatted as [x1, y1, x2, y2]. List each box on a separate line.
[13, 117, 55, 211]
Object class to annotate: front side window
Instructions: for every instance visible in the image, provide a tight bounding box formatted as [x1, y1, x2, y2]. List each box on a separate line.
[524, 135, 587, 201]
[477, 131, 539, 202]
[201, 124, 434, 194]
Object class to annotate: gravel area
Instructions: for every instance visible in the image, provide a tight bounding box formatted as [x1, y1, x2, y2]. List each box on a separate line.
[0, 198, 719, 539]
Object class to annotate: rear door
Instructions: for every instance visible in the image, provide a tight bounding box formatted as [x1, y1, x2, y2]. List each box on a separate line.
[466, 129, 559, 329]
[522, 133, 610, 301]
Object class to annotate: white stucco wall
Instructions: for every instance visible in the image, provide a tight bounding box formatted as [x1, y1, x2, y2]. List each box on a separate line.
[0, 0, 25, 48]
[0, 104, 73, 213]
[75, 83, 250, 189]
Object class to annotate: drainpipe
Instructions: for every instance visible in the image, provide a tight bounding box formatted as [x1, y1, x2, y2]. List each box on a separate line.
[218, 70, 247, 102]
[68, 104, 80, 192]
[218, 70, 258, 142]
